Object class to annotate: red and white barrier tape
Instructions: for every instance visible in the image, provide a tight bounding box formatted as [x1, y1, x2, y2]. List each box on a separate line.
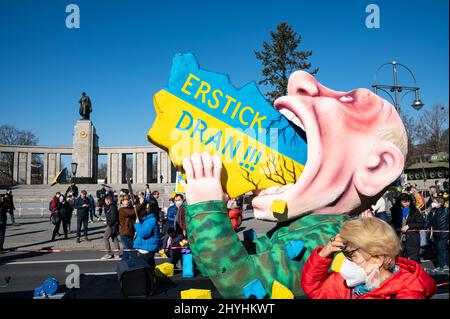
[395, 229, 449, 233]
[0, 246, 188, 253]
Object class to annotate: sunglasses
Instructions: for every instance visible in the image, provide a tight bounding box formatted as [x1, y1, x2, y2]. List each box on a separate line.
[341, 245, 360, 262]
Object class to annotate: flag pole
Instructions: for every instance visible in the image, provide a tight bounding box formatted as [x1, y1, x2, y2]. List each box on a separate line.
[126, 174, 139, 219]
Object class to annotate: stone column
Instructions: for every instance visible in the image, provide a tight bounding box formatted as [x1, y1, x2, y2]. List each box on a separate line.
[72, 120, 98, 182]
[13, 152, 19, 183]
[43, 153, 48, 185]
[133, 152, 137, 184]
[47, 153, 57, 184]
[143, 152, 148, 184]
[118, 153, 123, 184]
[18, 153, 27, 184]
[106, 153, 111, 184]
[136, 152, 145, 184]
[157, 151, 161, 183]
[159, 151, 170, 184]
[110, 153, 119, 184]
[56, 153, 61, 172]
[26, 152, 32, 184]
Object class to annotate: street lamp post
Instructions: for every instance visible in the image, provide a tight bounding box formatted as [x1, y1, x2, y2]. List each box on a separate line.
[372, 61, 425, 187]
[372, 61, 424, 113]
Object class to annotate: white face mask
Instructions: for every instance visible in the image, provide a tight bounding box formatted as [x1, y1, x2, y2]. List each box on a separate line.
[339, 258, 367, 287]
[431, 202, 439, 208]
[175, 200, 183, 207]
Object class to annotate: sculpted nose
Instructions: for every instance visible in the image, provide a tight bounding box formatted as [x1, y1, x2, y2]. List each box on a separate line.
[351, 88, 375, 103]
[287, 71, 319, 97]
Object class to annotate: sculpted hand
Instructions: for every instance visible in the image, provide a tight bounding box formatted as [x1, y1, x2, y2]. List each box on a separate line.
[360, 209, 374, 218]
[182, 153, 226, 205]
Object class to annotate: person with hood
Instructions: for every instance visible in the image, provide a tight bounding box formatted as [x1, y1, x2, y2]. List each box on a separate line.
[391, 193, 425, 263]
[134, 197, 160, 269]
[301, 217, 437, 299]
[52, 194, 70, 241]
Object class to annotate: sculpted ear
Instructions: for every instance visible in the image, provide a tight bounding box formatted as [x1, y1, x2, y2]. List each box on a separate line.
[354, 141, 405, 197]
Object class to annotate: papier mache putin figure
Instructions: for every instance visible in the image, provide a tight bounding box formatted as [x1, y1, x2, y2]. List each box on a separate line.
[182, 70, 408, 298]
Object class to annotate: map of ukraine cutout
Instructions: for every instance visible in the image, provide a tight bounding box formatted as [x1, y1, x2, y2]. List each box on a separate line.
[147, 53, 307, 198]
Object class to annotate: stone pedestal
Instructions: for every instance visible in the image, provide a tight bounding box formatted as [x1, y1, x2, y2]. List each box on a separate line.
[72, 120, 99, 183]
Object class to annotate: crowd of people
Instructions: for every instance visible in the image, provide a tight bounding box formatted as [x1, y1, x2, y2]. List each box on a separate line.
[1, 176, 448, 298]
[45, 183, 194, 271]
[360, 181, 449, 273]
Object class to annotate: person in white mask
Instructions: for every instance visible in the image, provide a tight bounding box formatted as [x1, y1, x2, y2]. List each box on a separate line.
[301, 217, 437, 299]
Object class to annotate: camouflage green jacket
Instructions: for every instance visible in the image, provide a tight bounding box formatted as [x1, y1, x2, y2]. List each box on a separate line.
[185, 200, 349, 298]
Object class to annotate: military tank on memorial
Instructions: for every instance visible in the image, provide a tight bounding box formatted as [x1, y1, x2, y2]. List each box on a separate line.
[405, 152, 449, 180]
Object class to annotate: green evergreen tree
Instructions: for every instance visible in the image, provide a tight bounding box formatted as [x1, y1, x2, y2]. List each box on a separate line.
[255, 22, 318, 103]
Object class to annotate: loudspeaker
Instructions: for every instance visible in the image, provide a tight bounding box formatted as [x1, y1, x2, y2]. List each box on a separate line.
[116, 257, 155, 298]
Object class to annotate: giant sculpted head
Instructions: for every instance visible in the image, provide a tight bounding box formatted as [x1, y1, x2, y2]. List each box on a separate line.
[252, 71, 407, 221]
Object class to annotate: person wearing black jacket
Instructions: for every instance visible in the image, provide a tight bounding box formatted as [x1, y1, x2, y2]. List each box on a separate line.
[52, 195, 70, 241]
[0, 195, 8, 253]
[4, 189, 17, 226]
[425, 186, 438, 210]
[96, 187, 107, 217]
[75, 190, 91, 243]
[427, 197, 449, 269]
[101, 195, 120, 259]
[149, 191, 161, 222]
[391, 192, 425, 263]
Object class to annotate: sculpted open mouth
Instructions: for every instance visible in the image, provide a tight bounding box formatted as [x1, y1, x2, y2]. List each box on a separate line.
[251, 95, 323, 220]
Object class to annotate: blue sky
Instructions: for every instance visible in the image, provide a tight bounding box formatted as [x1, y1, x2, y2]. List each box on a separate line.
[0, 0, 448, 147]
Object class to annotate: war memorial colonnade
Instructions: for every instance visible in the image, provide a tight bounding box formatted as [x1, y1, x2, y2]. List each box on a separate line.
[0, 119, 177, 186]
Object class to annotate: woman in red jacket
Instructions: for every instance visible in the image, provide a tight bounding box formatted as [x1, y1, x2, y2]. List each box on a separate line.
[301, 217, 437, 299]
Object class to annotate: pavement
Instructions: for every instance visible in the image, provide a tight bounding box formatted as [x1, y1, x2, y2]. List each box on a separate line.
[1, 209, 274, 251]
[0, 210, 448, 299]
[0, 209, 274, 299]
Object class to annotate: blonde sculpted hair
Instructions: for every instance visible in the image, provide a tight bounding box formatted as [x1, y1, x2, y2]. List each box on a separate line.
[340, 217, 400, 270]
[376, 105, 408, 158]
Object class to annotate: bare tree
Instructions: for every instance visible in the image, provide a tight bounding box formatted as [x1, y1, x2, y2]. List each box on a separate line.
[0, 125, 39, 185]
[0, 125, 39, 146]
[416, 104, 449, 154]
[399, 112, 420, 166]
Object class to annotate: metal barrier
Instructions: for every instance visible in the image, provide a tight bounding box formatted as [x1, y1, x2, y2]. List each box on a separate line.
[16, 198, 48, 218]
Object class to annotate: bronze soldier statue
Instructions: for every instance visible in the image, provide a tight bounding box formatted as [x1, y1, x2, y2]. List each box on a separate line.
[79, 92, 92, 120]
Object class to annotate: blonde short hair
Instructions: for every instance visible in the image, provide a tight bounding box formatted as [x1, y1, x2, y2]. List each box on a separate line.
[340, 217, 400, 270]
